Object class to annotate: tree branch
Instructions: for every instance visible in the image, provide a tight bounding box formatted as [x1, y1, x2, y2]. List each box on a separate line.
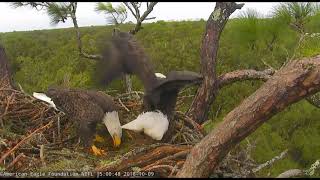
[123, 2, 137, 19]
[305, 92, 320, 108]
[277, 159, 320, 178]
[130, 2, 140, 20]
[145, 17, 156, 20]
[177, 55, 320, 177]
[276, 169, 304, 178]
[187, 2, 244, 124]
[140, 2, 158, 22]
[126, 2, 158, 35]
[217, 68, 275, 88]
[252, 149, 288, 173]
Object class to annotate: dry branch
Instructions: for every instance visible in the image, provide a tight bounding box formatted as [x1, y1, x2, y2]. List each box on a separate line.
[277, 169, 304, 178]
[217, 68, 275, 88]
[124, 2, 158, 35]
[178, 55, 320, 177]
[252, 149, 288, 173]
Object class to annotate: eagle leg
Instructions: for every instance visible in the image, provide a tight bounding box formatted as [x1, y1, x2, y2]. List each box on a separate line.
[79, 121, 106, 156]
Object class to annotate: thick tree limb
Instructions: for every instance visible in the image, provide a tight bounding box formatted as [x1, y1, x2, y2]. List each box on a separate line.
[177, 55, 320, 177]
[217, 68, 275, 88]
[187, 2, 244, 124]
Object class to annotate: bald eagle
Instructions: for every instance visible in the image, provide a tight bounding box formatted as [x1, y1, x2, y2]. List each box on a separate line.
[95, 30, 203, 141]
[33, 87, 122, 155]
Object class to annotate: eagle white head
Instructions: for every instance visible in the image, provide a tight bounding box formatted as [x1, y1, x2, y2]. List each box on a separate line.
[155, 73, 166, 79]
[103, 111, 122, 147]
[121, 111, 169, 140]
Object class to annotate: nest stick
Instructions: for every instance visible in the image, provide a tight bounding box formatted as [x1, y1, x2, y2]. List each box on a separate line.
[0, 120, 54, 164]
[5, 153, 25, 170]
[118, 98, 130, 112]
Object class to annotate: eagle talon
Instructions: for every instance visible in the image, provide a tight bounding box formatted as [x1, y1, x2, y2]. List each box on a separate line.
[91, 145, 106, 156]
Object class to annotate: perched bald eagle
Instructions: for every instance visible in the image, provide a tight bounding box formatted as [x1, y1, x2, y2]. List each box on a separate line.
[95, 29, 203, 141]
[33, 87, 122, 155]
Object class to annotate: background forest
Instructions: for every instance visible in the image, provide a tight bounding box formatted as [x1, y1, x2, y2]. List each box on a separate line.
[0, 5, 320, 177]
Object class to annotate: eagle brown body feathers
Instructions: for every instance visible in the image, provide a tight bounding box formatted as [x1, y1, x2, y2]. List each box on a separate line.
[46, 87, 120, 147]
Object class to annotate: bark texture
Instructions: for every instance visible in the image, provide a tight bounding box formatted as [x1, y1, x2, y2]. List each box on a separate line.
[177, 55, 320, 177]
[187, 2, 244, 124]
[217, 69, 275, 88]
[0, 45, 15, 89]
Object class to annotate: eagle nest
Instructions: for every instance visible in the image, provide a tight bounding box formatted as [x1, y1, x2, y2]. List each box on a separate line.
[0, 81, 204, 177]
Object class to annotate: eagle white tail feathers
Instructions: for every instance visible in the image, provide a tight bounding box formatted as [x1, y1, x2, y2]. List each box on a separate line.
[33, 92, 58, 111]
[121, 111, 169, 140]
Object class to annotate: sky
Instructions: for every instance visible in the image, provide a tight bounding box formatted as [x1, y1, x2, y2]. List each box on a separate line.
[0, 2, 279, 33]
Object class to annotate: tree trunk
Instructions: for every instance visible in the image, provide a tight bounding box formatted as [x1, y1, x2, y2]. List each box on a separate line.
[124, 74, 132, 93]
[70, 9, 102, 60]
[187, 2, 244, 124]
[177, 55, 320, 177]
[70, 13, 83, 56]
[0, 45, 15, 89]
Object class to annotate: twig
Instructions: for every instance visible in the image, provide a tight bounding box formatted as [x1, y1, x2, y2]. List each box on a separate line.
[169, 164, 179, 177]
[39, 144, 46, 167]
[116, 91, 144, 99]
[175, 111, 204, 136]
[118, 98, 130, 112]
[57, 116, 61, 141]
[142, 150, 190, 171]
[0, 120, 54, 164]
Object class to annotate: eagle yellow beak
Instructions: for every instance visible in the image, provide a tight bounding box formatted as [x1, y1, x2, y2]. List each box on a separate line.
[112, 134, 121, 147]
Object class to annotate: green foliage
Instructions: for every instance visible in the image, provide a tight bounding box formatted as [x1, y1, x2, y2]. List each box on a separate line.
[272, 2, 320, 33]
[95, 2, 127, 25]
[0, 14, 320, 177]
[46, 3, 70, 25]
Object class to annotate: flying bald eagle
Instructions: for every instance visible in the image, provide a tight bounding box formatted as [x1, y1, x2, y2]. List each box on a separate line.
[33, 87, 122, 155]
[95, 29, 203, 141]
